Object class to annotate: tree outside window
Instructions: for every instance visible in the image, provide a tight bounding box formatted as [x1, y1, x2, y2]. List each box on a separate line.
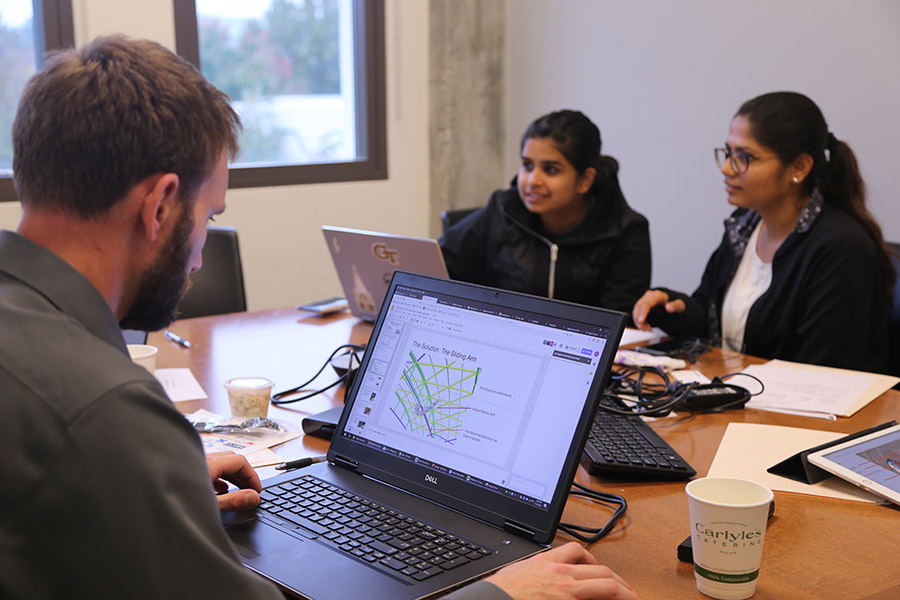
[181, 0, 386, 186]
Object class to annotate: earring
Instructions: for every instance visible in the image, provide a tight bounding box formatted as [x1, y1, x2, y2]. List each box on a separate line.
[792, 177, 799, 184]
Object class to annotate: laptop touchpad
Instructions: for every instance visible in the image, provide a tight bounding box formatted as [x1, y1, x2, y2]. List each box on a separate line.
[226, 518, 306, 560]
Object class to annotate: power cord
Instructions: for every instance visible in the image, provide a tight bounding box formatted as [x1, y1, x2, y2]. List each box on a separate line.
[558, 482, 627, 543]
[598, 367, 764, 417]
[673, 339, 711, 362]
[678, 372, 764, 413]
[271, 343, 365, 405]
[600, 366, 694, 417]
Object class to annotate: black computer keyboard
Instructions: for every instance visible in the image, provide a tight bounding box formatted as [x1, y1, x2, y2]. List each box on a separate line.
[257, 475, 494, 582]
[582, 408, 697, 479]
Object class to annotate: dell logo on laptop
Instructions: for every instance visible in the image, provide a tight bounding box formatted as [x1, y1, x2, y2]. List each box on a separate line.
[424, 474, 438, 485]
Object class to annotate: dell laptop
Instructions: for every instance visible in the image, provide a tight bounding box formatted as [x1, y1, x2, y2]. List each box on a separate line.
[224, 271, 626, 599]
[322, 226, 449, 321]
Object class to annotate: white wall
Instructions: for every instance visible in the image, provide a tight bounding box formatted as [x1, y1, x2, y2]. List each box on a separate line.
[505, 0, 900, 294]
[0, 0, 431, 311]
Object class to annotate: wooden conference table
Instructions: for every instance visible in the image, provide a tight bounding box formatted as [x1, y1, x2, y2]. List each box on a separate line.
[149, 308, 900, 600]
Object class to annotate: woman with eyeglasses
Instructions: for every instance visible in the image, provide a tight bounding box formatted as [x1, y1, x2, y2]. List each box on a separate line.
[632, 91, 894, 372]
[440, 109, 650, 314]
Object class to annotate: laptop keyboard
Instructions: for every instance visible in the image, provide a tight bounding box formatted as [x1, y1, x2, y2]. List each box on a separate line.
[257, 475, 494, 582]
[583, 409, 697, 479]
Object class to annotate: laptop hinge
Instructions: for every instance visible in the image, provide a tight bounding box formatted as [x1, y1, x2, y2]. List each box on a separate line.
[503, 519, 535, 540]
[333, 455, 359, 471]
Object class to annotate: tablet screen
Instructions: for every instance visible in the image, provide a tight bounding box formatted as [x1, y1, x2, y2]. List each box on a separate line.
[816, 426, 900, 501]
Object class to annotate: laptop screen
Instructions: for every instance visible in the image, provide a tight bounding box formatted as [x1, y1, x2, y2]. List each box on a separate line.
[336, 277, 615, 520]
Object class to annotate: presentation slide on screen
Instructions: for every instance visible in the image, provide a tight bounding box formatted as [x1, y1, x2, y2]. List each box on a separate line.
[377, 328, 542, 468]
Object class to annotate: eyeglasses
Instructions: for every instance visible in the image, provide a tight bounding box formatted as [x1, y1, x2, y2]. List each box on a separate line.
[714, 147, 753, 173]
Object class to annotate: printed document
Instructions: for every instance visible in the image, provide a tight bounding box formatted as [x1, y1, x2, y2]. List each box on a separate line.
[743, 360, 897, 418]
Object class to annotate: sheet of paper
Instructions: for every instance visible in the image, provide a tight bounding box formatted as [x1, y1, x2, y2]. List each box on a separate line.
[670, 369, 711, 385]
[743, 361, 879, 418]
[707, 422, 879, 503]
[245, 448, 284, 468]
[618, 327, 664, 347]
[155, 368, 208, 402]
[764, 359, 899, 416]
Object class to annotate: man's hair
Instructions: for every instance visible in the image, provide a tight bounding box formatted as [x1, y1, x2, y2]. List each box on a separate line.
[12, 35, 241, 218]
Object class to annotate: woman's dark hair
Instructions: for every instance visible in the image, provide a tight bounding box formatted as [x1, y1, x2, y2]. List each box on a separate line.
[520, 109, 618, 196]
[737, 91, 894, 299]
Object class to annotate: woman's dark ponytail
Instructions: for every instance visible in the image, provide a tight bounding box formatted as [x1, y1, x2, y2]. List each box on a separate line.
[824, 137, 894, 300]
[594, 155, 619, 191]
[738, 92, 895, 300]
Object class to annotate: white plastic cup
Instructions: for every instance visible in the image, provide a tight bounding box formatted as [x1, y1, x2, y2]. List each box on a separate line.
[686, 477, 774, 599]
[224, 377, 273, 418]
[127, 344, 158, 374]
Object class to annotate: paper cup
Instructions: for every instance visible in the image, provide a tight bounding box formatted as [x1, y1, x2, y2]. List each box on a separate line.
[127, 344, 158, 373]
[686, 477, 774, 599]
[224, 377, 273, 418]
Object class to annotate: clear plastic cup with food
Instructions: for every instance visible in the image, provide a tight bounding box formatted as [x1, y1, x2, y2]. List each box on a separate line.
[224, 377, 273, 418]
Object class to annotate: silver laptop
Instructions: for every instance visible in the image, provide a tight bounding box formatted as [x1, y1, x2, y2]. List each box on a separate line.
[322, 226, 449, 321]
[224, 271, 626, 599]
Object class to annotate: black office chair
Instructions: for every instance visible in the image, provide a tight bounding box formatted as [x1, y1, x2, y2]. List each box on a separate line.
[887, 242, 900, 378]
[440, 208, 478, 235]
[177, 226, 247, 319]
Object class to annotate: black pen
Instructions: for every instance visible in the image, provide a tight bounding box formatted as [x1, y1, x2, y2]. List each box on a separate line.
[164, 330, 192, 348]
[275, 455, 327, 471]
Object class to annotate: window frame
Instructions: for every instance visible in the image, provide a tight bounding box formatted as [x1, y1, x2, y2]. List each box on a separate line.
[0, 0, 75, 203]
[173, 0, 387, 189]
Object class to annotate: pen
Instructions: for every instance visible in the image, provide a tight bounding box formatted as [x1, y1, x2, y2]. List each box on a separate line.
[164, 330, 191, 348]
[886, 458, 900, 476]
[275, 455, 327, 471]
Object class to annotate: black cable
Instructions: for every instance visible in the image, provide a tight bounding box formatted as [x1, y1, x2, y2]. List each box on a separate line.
[672, 371, 765, 413]
[662, 338, 711, 362]
[677, 339, 711, 362]
[271, 344, 365, 405]
[558, 482, 627, 544]
[600, 366, 696, 417]
[598, 365, 762, 417]
[715, 371, 765, 395]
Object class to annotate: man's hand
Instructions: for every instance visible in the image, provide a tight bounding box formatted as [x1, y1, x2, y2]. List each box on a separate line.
[207, 452, 262, 512]
[485, 542, 638, 600]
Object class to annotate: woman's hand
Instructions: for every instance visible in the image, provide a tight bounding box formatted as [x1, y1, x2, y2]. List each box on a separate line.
[632, 290, 685, 331]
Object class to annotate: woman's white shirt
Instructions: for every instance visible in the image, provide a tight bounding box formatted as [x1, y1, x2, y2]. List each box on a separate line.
[721, 222, 772, 352]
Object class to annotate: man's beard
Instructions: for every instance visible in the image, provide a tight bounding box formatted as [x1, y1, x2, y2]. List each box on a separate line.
[119, 207, 194, 332]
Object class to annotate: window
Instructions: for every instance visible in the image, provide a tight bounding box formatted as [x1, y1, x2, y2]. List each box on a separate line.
[0, 0, 74, 202]
[174, 0, 386, 188]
